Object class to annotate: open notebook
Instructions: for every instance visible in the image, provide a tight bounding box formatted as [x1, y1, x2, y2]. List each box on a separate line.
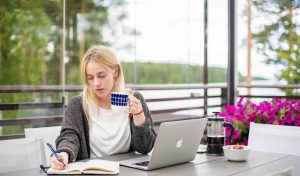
[47, 159, 119, 175]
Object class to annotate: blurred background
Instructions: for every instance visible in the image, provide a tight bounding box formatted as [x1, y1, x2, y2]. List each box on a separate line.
[0, 0, 299, 138]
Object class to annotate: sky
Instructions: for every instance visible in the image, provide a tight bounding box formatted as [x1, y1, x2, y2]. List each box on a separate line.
[104, 0, 295, 81]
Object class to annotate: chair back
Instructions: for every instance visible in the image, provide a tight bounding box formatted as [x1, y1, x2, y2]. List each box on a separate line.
[264, 167, 292, 176]
[0, 137, 45, 173]
[25, 126, 61, 166]
[248, 122, 300, 156]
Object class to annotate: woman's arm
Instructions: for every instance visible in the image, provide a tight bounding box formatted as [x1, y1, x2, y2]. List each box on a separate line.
[130, 92, 157, 154]
[55, 96, 83, 162]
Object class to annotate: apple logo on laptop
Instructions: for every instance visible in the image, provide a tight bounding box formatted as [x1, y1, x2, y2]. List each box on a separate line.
[176, 138, 183, 148]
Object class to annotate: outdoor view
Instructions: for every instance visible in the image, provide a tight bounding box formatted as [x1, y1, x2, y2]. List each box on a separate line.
[0, 0, 299, 138]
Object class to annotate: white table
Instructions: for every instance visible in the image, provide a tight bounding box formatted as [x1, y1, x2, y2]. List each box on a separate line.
[1, 151, 299, 176]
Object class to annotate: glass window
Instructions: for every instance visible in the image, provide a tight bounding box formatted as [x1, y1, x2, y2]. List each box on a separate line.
[237, 0, 300, 101]
[1, 0, 231, 138]
[0, 0, 64, 137]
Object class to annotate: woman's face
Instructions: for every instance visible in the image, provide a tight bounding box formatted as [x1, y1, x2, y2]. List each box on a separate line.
[86, 61, 116, 100]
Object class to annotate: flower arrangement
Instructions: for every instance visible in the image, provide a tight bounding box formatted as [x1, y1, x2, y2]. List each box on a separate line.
[219, 97, 300, 145]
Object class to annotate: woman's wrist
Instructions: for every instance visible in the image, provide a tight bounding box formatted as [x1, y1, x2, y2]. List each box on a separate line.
[132, 110, 145, 126]
[128, 108, 144, 119]
[133, 108, 144, 116]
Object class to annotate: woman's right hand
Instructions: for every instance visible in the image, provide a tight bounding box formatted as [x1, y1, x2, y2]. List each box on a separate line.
[50, 152, 69, 170]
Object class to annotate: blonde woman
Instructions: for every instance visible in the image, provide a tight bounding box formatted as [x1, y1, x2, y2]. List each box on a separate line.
[50, 45, 156, 170]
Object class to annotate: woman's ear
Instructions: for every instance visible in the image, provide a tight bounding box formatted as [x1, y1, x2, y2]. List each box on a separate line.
[113, 66, 119, 78]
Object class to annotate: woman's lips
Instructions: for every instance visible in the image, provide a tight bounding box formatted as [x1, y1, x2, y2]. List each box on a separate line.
[95, 88, 104, 93]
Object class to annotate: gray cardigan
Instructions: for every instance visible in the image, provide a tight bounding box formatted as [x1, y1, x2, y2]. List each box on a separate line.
[55, 92, 156, 162]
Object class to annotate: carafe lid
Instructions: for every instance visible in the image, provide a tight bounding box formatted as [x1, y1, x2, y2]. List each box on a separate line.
[207, 116, 225, 121]
[207, 112, 225, 121]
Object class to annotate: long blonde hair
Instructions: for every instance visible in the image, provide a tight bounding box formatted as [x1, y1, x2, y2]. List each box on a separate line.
[80, 45, 125, 122]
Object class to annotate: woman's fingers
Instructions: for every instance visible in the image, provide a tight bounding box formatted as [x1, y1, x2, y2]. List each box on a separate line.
[50, 152, 69, 170]
[125, 88, 133, 95]
[128, 94, 136, 101]
[129, 100, 139, 107]
[50, 155, 64, 170]
[129, 95, 140, 105]
[59, 152, 69, 165]
[128, 94, 144, 115]
[130, 106, 138, 113]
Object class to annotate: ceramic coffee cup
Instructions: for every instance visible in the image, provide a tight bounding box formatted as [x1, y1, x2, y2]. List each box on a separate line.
[111, 92, 129, 113]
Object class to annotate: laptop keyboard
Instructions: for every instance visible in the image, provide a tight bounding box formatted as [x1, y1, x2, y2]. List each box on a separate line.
[134, 161, 149, 166]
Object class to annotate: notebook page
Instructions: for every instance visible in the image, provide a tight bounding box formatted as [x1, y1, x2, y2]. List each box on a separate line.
[82, 159, 119, 173]
[47, 162, 83, 174]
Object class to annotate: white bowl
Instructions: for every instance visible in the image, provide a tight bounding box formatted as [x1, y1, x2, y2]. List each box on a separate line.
[223, 145, 251, 161]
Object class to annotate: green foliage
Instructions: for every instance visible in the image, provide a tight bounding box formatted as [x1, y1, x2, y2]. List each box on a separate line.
[0, 0, 52, 85]
[122, 62, 227, 84]
[0, 0, 115, 135]
[252, 0, 300, 95]
[0, 0, 54, 135]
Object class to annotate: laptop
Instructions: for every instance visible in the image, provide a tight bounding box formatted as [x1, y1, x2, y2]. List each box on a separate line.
[120, 118, 207, 170]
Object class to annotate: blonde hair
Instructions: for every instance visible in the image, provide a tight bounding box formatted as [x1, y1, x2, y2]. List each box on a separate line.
[80, 45, 125, 122]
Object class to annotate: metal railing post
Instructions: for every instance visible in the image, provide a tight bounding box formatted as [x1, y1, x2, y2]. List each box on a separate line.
[221, 87, 228, 110]
[227, 0, 238, 105]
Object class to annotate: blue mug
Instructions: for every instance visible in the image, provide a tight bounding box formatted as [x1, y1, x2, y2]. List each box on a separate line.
[111, 92, 129, 112]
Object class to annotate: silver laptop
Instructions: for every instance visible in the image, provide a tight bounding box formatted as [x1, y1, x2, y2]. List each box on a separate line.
[120, 118, 207, 170]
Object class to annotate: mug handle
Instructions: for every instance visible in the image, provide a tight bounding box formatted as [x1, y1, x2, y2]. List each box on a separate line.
[224, 122, 234, 141]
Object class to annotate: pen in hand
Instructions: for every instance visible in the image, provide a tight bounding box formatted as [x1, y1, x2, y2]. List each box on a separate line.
[46, 142, 66, 167]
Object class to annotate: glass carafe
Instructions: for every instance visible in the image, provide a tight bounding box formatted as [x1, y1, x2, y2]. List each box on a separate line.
[206, 112, 234, 156]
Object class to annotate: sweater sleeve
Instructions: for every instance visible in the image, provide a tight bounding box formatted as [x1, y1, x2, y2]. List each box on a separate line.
[55, 96, 83, 162]
[130, 92, 157, 154]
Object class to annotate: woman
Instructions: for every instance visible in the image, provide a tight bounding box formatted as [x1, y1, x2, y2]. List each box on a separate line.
[50, 45, 156, 170]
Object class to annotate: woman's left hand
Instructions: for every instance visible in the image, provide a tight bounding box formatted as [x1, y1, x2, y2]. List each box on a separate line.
[128, 93, 145, 126]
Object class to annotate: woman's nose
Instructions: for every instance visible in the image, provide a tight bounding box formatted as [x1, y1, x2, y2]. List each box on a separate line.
[93, 78, 101, 86]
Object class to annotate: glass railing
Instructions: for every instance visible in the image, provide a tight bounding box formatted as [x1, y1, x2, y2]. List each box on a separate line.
[1, 83, 300, 140]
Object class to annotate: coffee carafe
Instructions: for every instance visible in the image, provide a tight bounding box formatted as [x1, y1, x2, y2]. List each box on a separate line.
[206, 112, 234, 156]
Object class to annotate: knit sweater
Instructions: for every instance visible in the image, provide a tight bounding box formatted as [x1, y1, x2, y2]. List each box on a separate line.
[55, 92, 157, 162]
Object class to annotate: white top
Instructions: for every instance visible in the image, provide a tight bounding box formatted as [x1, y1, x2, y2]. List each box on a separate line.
[89, 108, 131, 158]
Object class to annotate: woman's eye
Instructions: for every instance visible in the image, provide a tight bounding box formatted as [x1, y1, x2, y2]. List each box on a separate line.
[98, 75, 105, 78]
[87, 77, 93, 80]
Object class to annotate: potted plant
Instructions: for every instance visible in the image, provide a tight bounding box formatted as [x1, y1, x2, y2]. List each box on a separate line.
[219, 97, 300, 145]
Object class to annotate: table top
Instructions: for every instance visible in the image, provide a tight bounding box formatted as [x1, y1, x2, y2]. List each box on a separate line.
[1, 151, 299, 176]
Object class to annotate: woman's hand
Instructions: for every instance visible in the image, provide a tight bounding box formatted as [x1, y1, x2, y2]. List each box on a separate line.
[50, 152, 69, 170]
[127, 91, 145, 127]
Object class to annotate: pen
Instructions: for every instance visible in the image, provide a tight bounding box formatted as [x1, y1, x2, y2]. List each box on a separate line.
[46, 142, 66, 167]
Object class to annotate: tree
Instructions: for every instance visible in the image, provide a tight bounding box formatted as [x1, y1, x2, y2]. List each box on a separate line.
[0, 0, 128, 135]
[252, 0, 300, 95]
[0, 0, 51, 85]
[0, 0, 52, 134]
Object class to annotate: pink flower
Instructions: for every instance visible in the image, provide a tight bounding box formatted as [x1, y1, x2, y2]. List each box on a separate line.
[232, 130, 240, 140]
[224, 105, 236, 115]
[242, 139, 248, 146]
[225, 139, 231, 145]
[223, 97, 300, 145]
[237, 97, 245, 107]
[267, 118, 275, 124]
[278, 118, 285, 125]
[284, 115, 293, 125]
